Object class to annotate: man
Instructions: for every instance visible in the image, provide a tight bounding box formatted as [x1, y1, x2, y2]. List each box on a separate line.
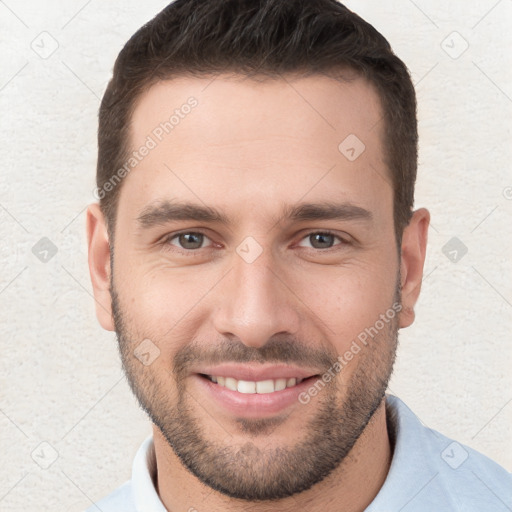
[85, 0, 511, 510]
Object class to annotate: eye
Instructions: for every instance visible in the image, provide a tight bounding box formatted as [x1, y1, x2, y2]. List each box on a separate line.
[297, 231, 346, 250]
[160, 230, 348, 254]
[165, 231, 213, 251]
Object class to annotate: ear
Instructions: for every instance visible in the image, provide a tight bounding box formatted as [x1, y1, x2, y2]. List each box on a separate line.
[399, 208, 430, 328]
[86, 203, 114, 331]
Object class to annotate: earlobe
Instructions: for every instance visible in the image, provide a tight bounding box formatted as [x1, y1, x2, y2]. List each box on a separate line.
[86, 203, 115, 331]
[399, 208, 430, 329]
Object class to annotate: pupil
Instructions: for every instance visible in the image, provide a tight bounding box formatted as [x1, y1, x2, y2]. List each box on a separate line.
[312, 233, 333, 249]
[180, 233, 202, 249]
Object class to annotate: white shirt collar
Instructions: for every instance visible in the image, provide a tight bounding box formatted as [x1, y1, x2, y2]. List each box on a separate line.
[131, 434, 167, 512]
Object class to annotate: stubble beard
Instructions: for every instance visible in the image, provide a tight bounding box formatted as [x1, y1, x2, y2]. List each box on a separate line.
[111, 282, 399, 501]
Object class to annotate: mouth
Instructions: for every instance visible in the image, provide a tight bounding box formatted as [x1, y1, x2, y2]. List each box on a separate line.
[200, 374, 310, 394]
[192, 366, 321, 418]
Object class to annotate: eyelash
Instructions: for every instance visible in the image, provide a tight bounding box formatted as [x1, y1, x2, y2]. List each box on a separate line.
[159, 230, 349, 254]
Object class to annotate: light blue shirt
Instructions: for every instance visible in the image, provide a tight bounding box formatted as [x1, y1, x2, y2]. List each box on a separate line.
[86, 394, 512, 511]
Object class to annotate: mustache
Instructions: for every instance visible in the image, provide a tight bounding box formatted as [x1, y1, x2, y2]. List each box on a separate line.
[173, 336, 338, 377]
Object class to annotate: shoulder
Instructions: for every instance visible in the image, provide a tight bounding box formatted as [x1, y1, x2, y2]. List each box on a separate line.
[368, 395, 512, 511]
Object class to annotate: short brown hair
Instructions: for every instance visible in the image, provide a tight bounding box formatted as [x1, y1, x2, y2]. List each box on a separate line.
[97, 0, 417, 242]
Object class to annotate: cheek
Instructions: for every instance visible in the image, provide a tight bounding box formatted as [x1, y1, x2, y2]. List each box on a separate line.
[114, 262, 216, 356]
[301, 265, 398, 351]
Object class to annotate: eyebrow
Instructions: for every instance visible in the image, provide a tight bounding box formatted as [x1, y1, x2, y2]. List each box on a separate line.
[136, 200, 373, 229]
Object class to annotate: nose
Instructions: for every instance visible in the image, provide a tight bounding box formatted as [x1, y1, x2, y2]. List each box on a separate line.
[211, 243, 301, 349]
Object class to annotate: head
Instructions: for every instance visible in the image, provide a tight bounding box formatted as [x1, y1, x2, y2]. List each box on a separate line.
[87, 0, 429, 502]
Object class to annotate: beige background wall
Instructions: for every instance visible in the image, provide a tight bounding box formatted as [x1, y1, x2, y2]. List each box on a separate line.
[1, 1, 511, 510]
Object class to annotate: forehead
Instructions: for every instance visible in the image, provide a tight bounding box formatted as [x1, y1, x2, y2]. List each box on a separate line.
[130, 72, 383, 151]
[119, 73, 390, 228]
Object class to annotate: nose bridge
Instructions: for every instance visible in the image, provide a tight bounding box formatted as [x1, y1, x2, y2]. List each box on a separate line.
[212, 240, 299, 348]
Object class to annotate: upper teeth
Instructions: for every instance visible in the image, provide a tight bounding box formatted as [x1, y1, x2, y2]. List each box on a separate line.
[209, 376, 303, 394]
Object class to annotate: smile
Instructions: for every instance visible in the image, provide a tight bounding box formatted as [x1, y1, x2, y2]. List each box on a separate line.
[194, 368, 320, 417]
[204, 375, 305, 394]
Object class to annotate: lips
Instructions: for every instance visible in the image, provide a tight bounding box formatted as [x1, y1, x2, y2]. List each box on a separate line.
[191, 364, 321, 417]
[193, 363, 318, 383]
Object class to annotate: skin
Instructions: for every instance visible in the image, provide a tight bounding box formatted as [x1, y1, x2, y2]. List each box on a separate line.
[87, 73, 429, 511]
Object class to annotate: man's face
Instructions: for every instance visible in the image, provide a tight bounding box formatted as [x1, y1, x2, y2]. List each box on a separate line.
[104, 74, 405, 499]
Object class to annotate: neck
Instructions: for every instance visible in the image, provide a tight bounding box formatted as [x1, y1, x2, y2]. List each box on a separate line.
[153, 398, 391, 512]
